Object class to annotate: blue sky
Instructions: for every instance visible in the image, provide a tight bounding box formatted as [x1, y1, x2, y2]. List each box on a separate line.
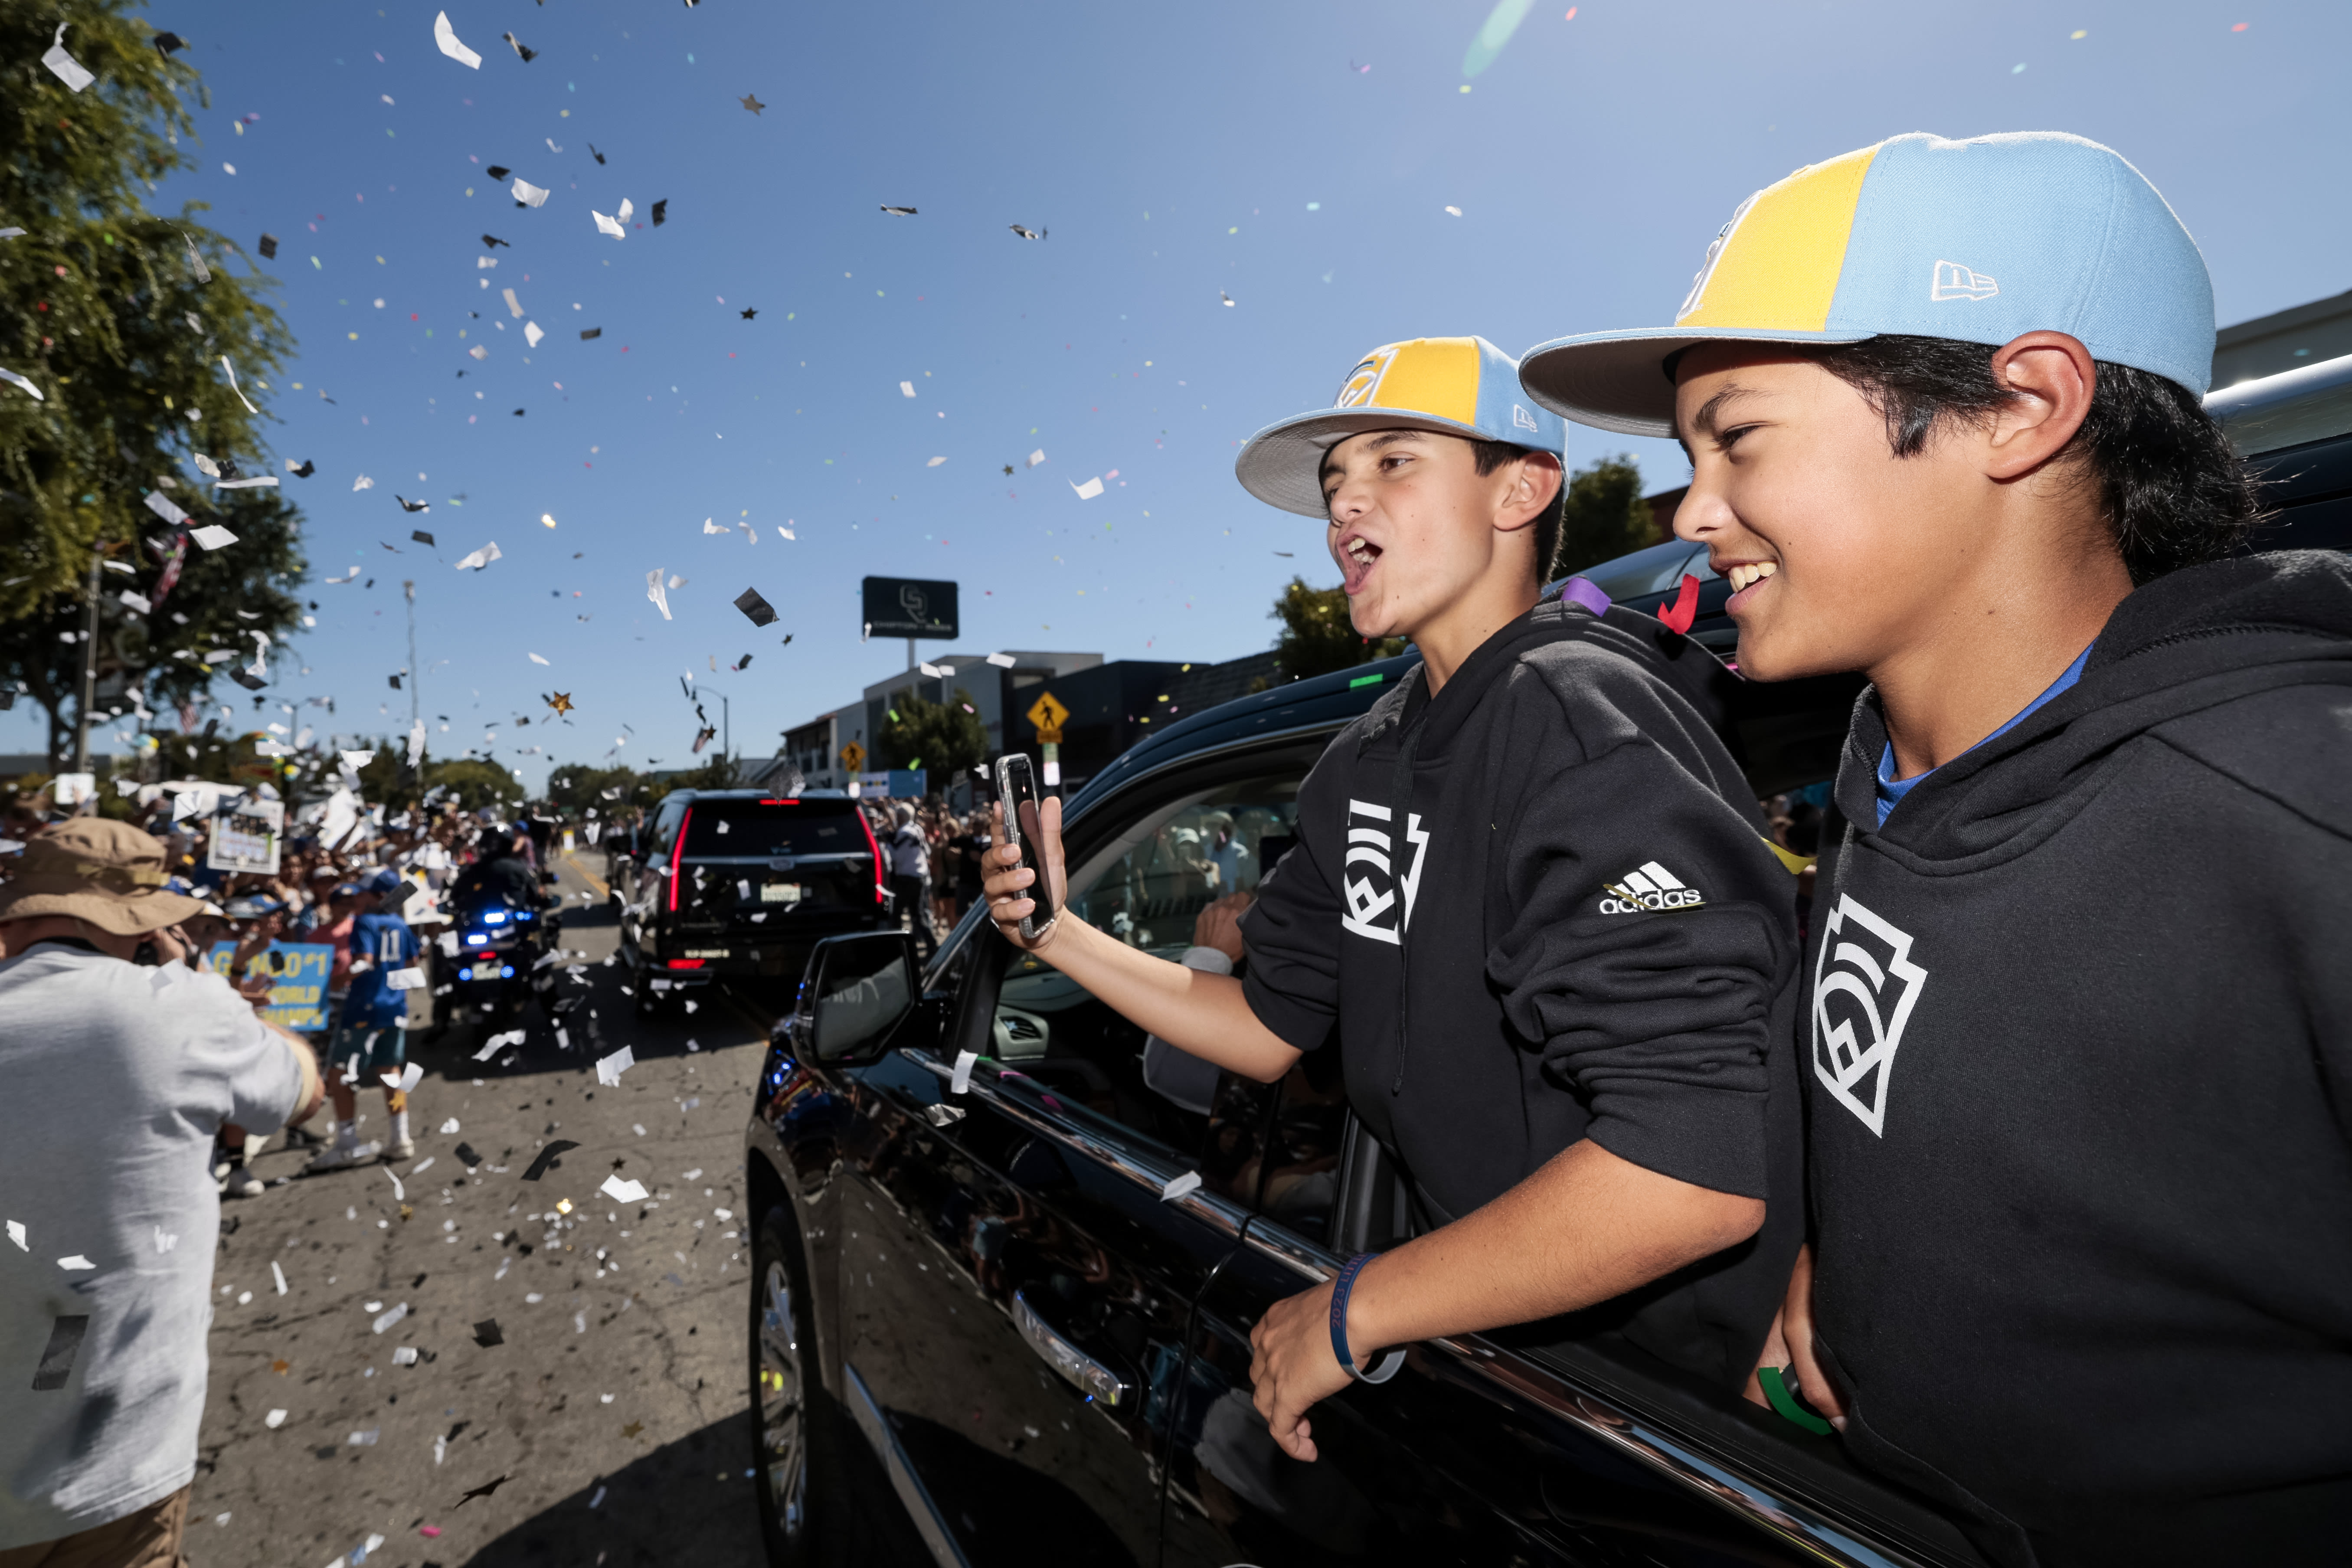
[20, 0, 2347, 783]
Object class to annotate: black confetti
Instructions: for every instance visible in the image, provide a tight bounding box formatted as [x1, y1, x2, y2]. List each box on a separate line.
[733, 587, 777, 627]
[32, 1316, 90, 1391]
[521, 1139, 580, 1181]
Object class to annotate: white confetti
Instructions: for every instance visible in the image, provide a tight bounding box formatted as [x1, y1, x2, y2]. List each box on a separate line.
[0, 367, 45, 402]
[951, 1049, 978, 1096]
[528, 652, 550, 665]
[371, 1302, 408, 1333]
[432, 11, 482, 69]
[143, 491, 190, 526]
[1025, 449, 1047, 468]
[645, 568, 672, 620]
[58, 1255, 95, 1271]
[1070, 476, 1104, 501]
[899, 381, 916, 397]
[265, 1409, 287, 1429]
[41, 23, 94, 92]
[441, 1117, 462, 1134]
[272, 1260, 288, 1294]
[385, 1169, 406, 1202]
[454, 541, 502, 570]
[190, 524, 239, 550]
[1160, 1171, 1203, 1202]
[512, 177, 550, 207]
[353, 474, 374, 491]
[926, 456, 948, 467]
[596, 1045, 635, 1086]
[392, 1346, 419, 1365]
[601, 1174, 648, 1203]
[523, 320, 544, 348]
[218, 356, 259, 413]
[6, 1220, 25, 1250]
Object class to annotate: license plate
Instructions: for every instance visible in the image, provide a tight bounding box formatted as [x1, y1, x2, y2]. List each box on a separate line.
[467, 963, 503, 982]
[760, 884, 802, 904]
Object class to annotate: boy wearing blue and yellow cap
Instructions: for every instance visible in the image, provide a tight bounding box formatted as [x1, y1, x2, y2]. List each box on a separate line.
[1526, 132, 2352, 1564]
[985, 336, 1806, 1463]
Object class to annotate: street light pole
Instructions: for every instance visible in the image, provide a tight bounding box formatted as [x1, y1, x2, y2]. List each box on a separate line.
[404, 580, 419, 731]
[69, 545, 102, 779]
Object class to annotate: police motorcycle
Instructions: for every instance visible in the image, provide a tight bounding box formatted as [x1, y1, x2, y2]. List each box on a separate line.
[448, 890, 563, 1028]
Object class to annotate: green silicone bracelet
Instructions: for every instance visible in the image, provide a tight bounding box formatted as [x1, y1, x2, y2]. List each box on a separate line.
[1759, 1365, 1835, 1436]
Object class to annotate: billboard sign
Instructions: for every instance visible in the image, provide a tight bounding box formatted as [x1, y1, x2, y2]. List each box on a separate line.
[861, 576, 958, 641]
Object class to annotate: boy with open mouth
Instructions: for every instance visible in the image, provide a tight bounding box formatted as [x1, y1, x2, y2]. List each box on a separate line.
[1523, 131, 2352, 1565]
[985, 334, 1808, 1463]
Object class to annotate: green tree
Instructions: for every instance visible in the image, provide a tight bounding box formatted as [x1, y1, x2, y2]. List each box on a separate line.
[0, 0, 305, 769]
[546, 763, 648, 816]
[1270, 576, 1405, 682]
[878, 686, 987, 784]
[1554, 454, 1659, 576]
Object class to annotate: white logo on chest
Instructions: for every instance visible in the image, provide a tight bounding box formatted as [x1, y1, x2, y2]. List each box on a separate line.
[1340, 798, 1426, 946]
[1811, 893, 1930, 1136]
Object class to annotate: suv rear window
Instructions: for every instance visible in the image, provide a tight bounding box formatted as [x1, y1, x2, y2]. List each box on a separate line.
[681, 800, 865, 858]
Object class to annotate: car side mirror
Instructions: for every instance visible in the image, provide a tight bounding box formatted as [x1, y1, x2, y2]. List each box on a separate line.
[793, 931, 918, 1062]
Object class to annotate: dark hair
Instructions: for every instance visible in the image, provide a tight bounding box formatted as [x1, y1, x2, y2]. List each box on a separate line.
[1471, 439, 1568, 586]
[1805, 335, 2264, 584]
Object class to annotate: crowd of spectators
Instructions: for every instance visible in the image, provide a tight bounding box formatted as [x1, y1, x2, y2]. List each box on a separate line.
[854, 795, 991, 951]
[0, 773, 572, 1196]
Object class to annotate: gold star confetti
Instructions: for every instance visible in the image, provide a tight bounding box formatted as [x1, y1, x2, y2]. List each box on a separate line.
[739, 92, 765, 114]
[545, 691, 574, 715]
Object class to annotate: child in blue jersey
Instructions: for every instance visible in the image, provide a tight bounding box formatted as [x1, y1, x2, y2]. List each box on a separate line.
[306, 868, 422, 1171]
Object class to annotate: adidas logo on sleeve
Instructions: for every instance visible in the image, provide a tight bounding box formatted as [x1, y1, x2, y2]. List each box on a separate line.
[1597, 861, 1706, 914]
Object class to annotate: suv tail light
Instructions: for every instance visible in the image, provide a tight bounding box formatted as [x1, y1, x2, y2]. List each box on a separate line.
[856, 809, 886, 904]
[666, 805, 693, 914]
[666, 958, 706, 970]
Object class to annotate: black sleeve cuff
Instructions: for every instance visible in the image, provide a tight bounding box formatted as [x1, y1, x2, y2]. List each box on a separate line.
[1243, 965, 1336, 1054]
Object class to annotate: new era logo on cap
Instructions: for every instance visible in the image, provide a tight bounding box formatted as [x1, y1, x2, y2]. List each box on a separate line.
[1513, 403, 1540, 432]
[1930, 260, 1999, 301]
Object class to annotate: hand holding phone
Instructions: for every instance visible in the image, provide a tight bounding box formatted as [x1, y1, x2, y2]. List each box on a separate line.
[988, 754, 1061, 945]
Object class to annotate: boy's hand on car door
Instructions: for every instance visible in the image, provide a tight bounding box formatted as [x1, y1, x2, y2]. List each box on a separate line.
[1248, 1279, 1352, 1463]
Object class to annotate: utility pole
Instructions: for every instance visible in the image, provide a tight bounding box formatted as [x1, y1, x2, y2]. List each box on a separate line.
[404, 581, 419, 730]
[905, 636, 916, 673]
[69, 545, 102, 780]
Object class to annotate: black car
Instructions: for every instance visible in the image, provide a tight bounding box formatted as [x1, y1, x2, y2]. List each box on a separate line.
[614, 788, 890, 1014]
[737, 354, 2352, 1568]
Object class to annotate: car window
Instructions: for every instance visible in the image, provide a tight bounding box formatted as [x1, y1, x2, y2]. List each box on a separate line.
[682, 801, 861, 858]
[985, 772, 1307, 1159]
[1066, 776, 1301, 949]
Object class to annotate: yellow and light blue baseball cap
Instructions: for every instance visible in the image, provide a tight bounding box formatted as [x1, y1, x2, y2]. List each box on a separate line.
[1519, 132, 2215, 438]
[1236, 335, 1566, 517]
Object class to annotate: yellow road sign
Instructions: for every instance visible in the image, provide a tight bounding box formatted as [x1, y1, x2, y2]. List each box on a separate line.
[1036, 727, 1063, 745]
[839, 741, 866, 772]
[1026, 691, 1070, 734]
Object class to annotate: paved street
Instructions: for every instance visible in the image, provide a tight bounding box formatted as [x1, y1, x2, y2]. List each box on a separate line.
[189, 850, 783, 1568]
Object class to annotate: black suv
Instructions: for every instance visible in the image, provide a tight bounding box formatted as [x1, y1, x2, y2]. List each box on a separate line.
[614, 788, 888, 1013]
[737, 354, 2352, 1568]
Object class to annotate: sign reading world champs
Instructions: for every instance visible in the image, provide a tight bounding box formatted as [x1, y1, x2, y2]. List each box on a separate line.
[861, 576, 959, 641]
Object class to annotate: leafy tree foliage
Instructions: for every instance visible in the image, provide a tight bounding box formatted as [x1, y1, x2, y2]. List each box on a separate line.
[878, 686, 987, 784]
[0, 0, 305, 765]
[1270, 576, 1406, 682]
[545, 763, 655, 817]
[1554, 454, 1659, 577]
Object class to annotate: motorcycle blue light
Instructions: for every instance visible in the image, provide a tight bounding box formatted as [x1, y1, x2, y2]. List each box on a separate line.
[483, 911, 508, 926]
[501, 966, 515, 979]
[465, 933, 487, 946]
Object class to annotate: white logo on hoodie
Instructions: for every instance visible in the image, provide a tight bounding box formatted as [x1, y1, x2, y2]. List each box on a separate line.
[1339, 799, 1426, 946]
[1811, 893, 1930, 1136]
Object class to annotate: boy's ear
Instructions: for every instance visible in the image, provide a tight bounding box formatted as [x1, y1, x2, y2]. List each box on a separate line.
[1497, 450, 1564, 533]
[1982, 332, 2097, 483]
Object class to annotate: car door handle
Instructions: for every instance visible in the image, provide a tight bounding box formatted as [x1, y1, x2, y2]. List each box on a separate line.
[1012, 1290, 1130, 1409]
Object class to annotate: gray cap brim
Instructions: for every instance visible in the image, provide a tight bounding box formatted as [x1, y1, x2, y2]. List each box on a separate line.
[1233, 407, 1498, 519]
[1518, 326, 1872, 439]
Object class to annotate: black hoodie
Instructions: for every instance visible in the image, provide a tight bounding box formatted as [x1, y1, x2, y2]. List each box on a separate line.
[1239, 596, 1806, 1389]
[1804, 552, 2352, 1566]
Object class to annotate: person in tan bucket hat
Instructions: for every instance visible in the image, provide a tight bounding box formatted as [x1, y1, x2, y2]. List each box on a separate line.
[0, 819, 212, 949]
[0, 818, 323, 1564]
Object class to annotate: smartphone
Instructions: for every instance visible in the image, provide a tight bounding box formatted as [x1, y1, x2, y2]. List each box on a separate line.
[993, 753, 1058, 939]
